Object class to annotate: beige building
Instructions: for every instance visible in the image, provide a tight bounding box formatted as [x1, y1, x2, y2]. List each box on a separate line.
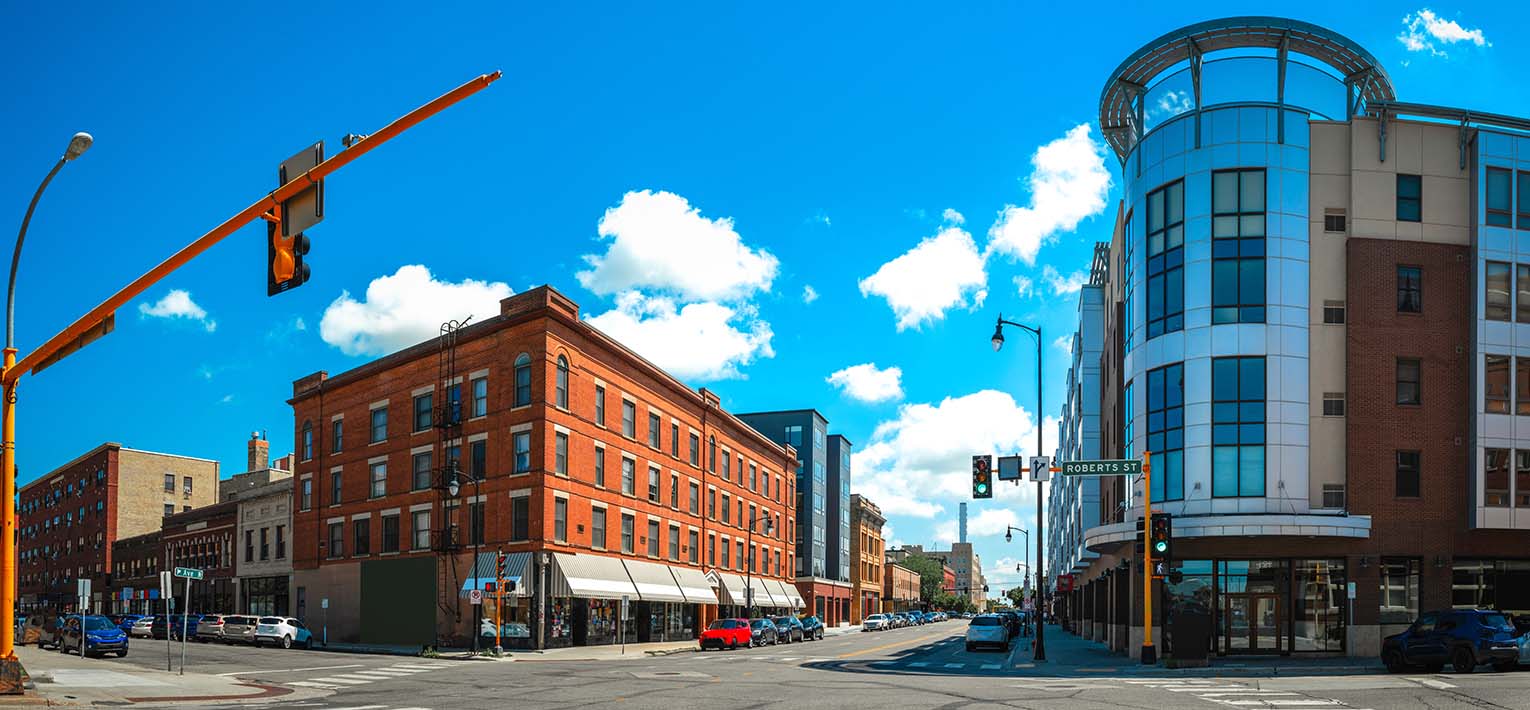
[224, 433, 295, 616]
[898, 543, 985, 611]
[847, 494, 884, 623]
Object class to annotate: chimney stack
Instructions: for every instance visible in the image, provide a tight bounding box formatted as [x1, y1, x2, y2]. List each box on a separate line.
[248, 431, 269, 472]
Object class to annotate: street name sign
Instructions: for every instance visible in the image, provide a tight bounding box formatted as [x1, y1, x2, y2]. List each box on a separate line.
[173, 567, 203, 581]
[1060, 459, 1142, 477]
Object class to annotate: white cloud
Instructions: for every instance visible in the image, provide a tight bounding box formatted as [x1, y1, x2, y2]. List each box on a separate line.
[941, 208, 965, 225]
[219, 394, 234, 404]
[1012, 275, 1034, 299]
[1042, 265, 1088, 296]
[808, 211, 831, 227]
[138, 289, 216, 332]
[1152, 90, 1195, 120]
[1399, 9, 1489, 56]
[859, 213, 988, 331]
[852, 390, 1052, 520]
[826, 363, 904, 404]
[986, 124, 1112, 265]
[584, 291, 773, 381]
[935, 508, 1021, 546]
[319, 265, 513, 356]
[577, 190, 778, 302]
[801, 285, 819, 304]
[1053, 335, 1073, 355]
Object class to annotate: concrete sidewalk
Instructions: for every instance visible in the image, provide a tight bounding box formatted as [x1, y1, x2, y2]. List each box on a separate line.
[1015, 624, 1387, 677]
[15, 645, 319, 706]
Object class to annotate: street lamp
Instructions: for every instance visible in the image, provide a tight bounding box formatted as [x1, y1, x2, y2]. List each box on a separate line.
[990, 315, 1046, 662]
[9, 132, 92, 348]
[446, 462, 484, 654]
[744, 513, 775, 618]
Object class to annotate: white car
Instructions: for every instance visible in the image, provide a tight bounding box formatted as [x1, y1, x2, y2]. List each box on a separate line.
[253, 616, 314, 649]
[129, 617, 156, 638]
[862, 614, 891, 631]
[964, 614, 1009, 652]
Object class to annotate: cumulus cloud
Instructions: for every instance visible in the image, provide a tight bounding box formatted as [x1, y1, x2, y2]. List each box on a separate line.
[1053, 335, 1074, 355]
[319, 265, 513, 356]
[1152, 90, 1195, 120]
[936, 508, 1021, 546]
[1042, 265, 1088, 296]
[577, 190, 778, 302]
[859, 212, 988, 331]
[981, 556, 1032, 585]
[826, 363, 904, 404]
[801, 285, 819, 304]
[941, 208, 965, 225]
[1399, 9, 1489, 56]
[987, 124, 1112, 265]
[585, 291, 773, 381]
[1013, 275, 1034, 299]
[138, 289, 216, 332]
[852, 390, 1053, 519]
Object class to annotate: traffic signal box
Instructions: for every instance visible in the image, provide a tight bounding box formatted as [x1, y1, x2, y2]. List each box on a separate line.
[1149, 512, 1173, 575]
[971, 455, 993, 499]
[268, 142, 323, 296]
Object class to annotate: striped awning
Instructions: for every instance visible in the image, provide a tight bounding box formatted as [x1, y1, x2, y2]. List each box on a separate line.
[621, 559, 688, 603]
[711, 572, 750, 606]
[670, 565, 719, 605]
[552, 553, 638, 600]
[781, 582, 806, 609]
[461, 551, 529, 597]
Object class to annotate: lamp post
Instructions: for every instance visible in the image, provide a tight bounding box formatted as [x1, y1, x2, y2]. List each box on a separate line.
[447, 464, 481, 654]
[991, 316, 1046, 662]
[2, 133, 92, 677]
[744, 513, 775, 618]
[1003, 526, 1030, 599]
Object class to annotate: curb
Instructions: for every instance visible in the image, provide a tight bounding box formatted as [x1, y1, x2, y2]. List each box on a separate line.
[645, 647, 699, 657]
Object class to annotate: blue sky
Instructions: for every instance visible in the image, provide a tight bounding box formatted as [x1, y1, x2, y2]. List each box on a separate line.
[1, 2, 1516, 596]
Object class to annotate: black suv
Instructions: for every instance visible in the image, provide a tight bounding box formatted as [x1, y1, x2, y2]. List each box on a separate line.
[798, 615, 825, 641]
[1383, 609, 1520, 673]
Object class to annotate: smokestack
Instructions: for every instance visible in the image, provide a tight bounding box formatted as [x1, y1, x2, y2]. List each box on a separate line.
[959, 502, 968, 544]
[248, 431, 269, 472]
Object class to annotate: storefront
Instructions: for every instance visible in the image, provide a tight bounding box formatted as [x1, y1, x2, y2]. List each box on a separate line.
[711, 571, 752, 619]
[464, 552, 532, 649]
[624, 559, 696, 642]
[241, 575, 290, 616]
[1164, 558, 1347, 657]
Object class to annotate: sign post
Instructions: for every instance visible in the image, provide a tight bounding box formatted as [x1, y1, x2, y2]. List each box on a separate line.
[173, 567, 202, 675]
[321, 597, 329, 647]
[620, 595, 630, 655]
[159, 571, 172, 672]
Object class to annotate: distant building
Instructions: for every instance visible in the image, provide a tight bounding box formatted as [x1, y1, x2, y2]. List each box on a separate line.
[883, 562, 919, 613]
[848, 494, 884, 623]
[225, 433, 295, 616]
[898, 543, 986, 611]
[161, 500, 239, 613]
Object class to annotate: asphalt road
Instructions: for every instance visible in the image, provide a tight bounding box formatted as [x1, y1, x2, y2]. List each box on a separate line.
[77, 624, 1530, 709]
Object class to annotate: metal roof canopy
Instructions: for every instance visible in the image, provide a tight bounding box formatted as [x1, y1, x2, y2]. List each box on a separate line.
[1098, 16, 1396, 160]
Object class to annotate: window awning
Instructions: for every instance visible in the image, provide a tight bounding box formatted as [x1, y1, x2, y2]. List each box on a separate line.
[670, 565, 719, 605]
[551, 552, 638, 600]
[711, 571, 750, 606]
[461, 551, 529, 597]
[621, 559, 688, 603]
[780, 581, 806, 609]
[763, 579, 794, 608]
[741, 576, 784, 608]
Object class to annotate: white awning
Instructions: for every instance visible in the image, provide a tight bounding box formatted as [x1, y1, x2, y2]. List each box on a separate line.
[670, 565, 718, 605]
[781, 582, 806, 609]
[621, 559, 688, 603]
[764, 579, 794, 608]
[551, 553, 638, 600]
[712, 572, 749, 606]
[742, 576, 784, 608]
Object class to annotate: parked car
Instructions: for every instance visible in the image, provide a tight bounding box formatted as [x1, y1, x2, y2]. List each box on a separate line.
[253, 616, 313, 649]
[965, 614, 1009, 653]
[220, 615, 259, 644]
[151, 615, 194, 641]
[195, 614, 229, 642]
[862, 614, 891, 631]
[129, 616, 157, 638]
[699, 618, 751, 650]
[748, 618, 779, 646]
[995, 610, 1022, 639]
[111, 614, 146, 636]
[1383, 609, 1521, 673]
[60, 615, 129, 658]
[798, 615, 825, 641]
[22, 612, 62, 649]
[772, 616, 804, 643]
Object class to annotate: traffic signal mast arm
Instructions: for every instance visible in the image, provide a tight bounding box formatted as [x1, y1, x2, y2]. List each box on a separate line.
[4, 71, 501, 385]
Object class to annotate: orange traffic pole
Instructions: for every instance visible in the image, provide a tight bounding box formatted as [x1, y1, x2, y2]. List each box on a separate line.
[0, 72, 500, 681]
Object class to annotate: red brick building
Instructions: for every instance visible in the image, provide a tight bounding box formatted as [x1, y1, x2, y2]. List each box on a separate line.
[288, 286, 800, 649]
[160, 500, 239, 614]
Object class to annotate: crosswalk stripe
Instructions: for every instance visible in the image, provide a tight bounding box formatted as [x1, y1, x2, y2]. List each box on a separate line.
[1220, 702, 1342, 707]
[908, 662, 929, 667]
[326, 706, 389, 710]
[1167, 686, 1250, 692]
[390, 665, 443, 671]
[286, 681, 342, 690]
[356, 669, 421, 676]
[310, 676, 374, 685]
[944, 663, 964, 668]
[981, 664, 1002, 670]
[1195, 691, 1299, 697]
[1408, 677, 1456, 689]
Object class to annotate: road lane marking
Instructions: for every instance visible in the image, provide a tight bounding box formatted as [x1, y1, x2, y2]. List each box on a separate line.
[908, 662, 929, 667]
[981, 664, 1002, 670]
[326, 706, 389, 710]
[1407, 677, 1456, 689]
[836, 629, 955, 659]
[217, 664, 363, 676]
[943, 663, 964, 668]
[286, 681, 341, 689]
[308, 677, 373, 685]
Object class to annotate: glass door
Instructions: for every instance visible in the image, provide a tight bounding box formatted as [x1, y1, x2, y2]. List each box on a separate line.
[1223, 593, 1282, 653]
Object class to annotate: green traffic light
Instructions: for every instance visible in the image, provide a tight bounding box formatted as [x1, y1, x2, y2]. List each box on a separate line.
[1154, 541, 1168, 553]
[976, 484, 988, 494]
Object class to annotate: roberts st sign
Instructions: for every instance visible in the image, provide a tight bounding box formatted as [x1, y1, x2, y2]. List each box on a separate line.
[1060, 459, 1142, 477]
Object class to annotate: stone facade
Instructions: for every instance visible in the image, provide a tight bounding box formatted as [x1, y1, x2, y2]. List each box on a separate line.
[848, 494, 884, 623]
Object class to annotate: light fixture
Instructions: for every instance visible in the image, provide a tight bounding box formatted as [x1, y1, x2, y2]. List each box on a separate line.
[64, 132, 93, 161]
[1359, 556, 1369, 568]
[448, 478, 461, 497]
[990, 321, 1005, 352]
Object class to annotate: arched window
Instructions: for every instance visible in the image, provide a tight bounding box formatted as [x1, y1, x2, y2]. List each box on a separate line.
[556, 355, 569, 409]
[708, 436, 717, 472]
[514, 353, 532, 407]
[301, 421, 313, 461]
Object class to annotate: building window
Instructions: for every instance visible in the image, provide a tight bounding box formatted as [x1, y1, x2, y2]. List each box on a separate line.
[380, 515, 399, 553]
[1396, 358, 1421, 405]
[513, 353, 533, 407]
[648, 412, 660, 449]
[1485, 448, 1510, 507]
[688, 481, 699, 514]
[412, 452, 433, 491]
[1212, 169, 1266, 325]
[666, 524, 679, 560]
[301, 420, 313, 460]
[1379, 558, 1420, 624]
[621, 458, 635, 495]
[592, 507, 607, 549]
[669, 473, 680, 508]
[622, 400, 636, 438]
[370, 462, 387, 498]
[1323, 300, 1345, 324]
[276, 525, 285, 558]
[721, 452, 731, 481]
[1486, 261, 1512, 321]
[354, 518, 371, 556]
[370, 406, 388, 443]
[1396, 450, 1421, 498]
[1145, 179, 1184, 338]
[1122, 380, 1134, 460]
[164, 474, 175, 492]
[260, 527, 270, 560]
[300, 479, 312, 510]
[594, 445, 606, 487]
[1486, 354, 1511, 414]
[708, 436, 717, 471]
[721, 538, 731, 567]
[555, 355, 569, 409]
[1397, 266, 1422, 313]
[183, 476, 193, 494]
[1519, 358, 1530, 416]
[555, 432, 568, 475]
[1397, 174, 1422, 222]
[621, 513, 635, 553]
[1487, 167, 1513, 227]
[554, 497, 567, 543]
[1517, 451, 1530, 508]
[648, 466, 661, 503]
[414, 393, 433, 432]
[647, 519, 660, 557]
[513, 432, 531, 473]
[245, 530, 254, 562]
[332, 419, 343, 453]
[708, 488, 716, 519]
[327, 523, 343, 558]
[330, 470, 342, 505]
[1519, 172, 1530, 229]
[688, 529, 699, 564]
[1212, 356, 1265, 498]
[468, 502, 484, 546]
[1322, 393, 1346, 417]
[1323, 210, 1346, 233]
[470, 439, 487, 480]
[471, 376, 488, 418]
[689, 433, 700, 466]
[1146, 363, 1184, 502]
[721, 493, 732, 524]
[594, 384, 605, 427]
[411, 510, 431, 550]
[511, 497, 529, 541]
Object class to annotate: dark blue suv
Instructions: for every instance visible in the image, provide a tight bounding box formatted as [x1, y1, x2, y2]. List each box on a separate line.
[1383, 609, 1520, 673]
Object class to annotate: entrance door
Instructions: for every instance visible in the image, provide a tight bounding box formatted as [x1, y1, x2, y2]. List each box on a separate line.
[1224, 594, 1282, 654]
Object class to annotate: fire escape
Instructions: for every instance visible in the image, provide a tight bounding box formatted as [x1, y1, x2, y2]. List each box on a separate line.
[432, 318, 470, 623]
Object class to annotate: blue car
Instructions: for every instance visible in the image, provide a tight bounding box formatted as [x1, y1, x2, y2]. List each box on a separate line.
[111, 614, 146, 635]
[60, 615, 129, 658]
[1383, 609, 1520, 674]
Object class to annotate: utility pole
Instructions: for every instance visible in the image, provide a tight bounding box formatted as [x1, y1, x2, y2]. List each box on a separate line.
[1141, 451, 1155, 664]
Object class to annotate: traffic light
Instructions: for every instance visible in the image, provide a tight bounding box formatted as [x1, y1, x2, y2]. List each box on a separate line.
[1149, 513, 1173, 570]
[971, 455, 993, 499]
[268, 142, 323, 296]
[267, 222, 310, 295]
[496, 552, 508, 580]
